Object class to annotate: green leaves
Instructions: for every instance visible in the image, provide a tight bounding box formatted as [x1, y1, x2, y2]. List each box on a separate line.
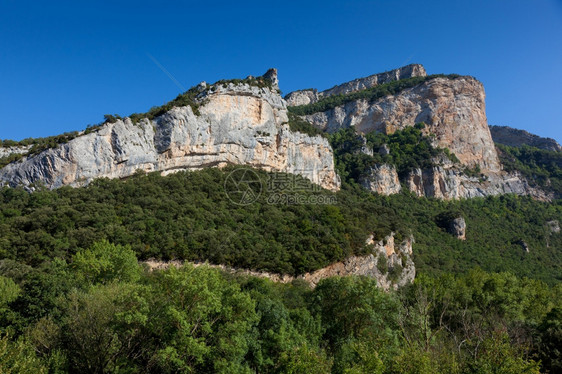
[71, 240, 141, 285]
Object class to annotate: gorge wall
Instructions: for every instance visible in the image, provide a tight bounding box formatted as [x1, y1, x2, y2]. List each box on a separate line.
[287, 65, 552, 200]
[0, 70, 340, 191]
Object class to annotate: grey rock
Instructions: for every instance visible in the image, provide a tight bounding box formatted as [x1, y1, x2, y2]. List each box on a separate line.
[518, 240, 530, 253]
[263, 68, 279, 90]
[405, 165, 550, 201]
[285, 64, 426, 106]
[490, 125, 562, 152]
[0, 146, 32, 158]
[448, 217, 466, 240]
[378, 144, 390, 155]
[359, 164, 401, 195]
[0, 71, 340, 192]
[547, 220, 560, 233]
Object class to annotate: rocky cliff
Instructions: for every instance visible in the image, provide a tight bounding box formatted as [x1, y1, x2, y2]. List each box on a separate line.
[287, 64, 554, 200]
[299, 75, 501, 173]
[0, 145, 31, 158]
[285, 64, 427, 107]
[0, 70, 340, 191]
[490, 125, 562, 151]
[358, 156, 550, 200]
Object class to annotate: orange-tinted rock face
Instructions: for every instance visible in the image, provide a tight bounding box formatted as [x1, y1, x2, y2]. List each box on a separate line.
[303, 76, 501, 173]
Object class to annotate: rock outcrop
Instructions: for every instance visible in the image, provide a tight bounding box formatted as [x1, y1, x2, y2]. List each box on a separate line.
[0, 145, 31, 158]
[285, 64, 427, 106]
[287, 65, 556, 200]
[490, 125, 562, 152]
[447, 217, 466, 240]
[145, 232, 415, 291]
[547, 220, 560, 234]
[359, 164, 401, 195]
[0, 70, 340, 191]
[300, 75, 501, 173]
[404, 163, 551, 200]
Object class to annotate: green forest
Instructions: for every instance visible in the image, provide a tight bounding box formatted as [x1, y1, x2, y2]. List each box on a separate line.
[1, 248, 560, 373]
[1, 122, 562, 372]
[0, 165, 561, 372]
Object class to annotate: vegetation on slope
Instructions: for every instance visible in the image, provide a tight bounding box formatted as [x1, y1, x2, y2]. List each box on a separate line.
[288, 74, 462, 116]
[0, 244, 560, 373]
[497, 143, 562, 195]
[328, 124, 459, 182]
[287, 112, 326, 137]
[0, 166, 560, 284]
[0, 132, 83, 169]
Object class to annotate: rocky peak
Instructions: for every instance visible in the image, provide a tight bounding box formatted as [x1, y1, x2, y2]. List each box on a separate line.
[284, 64, 427, 106]
[262, 68, 279, 90]
[490, 125, 562, 152]
[302, 75, 502, 174]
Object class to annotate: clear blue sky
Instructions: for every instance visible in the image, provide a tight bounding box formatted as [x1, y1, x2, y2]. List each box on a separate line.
[1, 0, 561, 142]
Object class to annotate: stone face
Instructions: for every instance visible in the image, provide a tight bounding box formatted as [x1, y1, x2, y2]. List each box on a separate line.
[359, 164, 401, 195]
[0, 146, 32, 158]
[285, 64, 427, 106]
[0, 72, 340, 192]
[518, 240, 530, 253]
[405, 164, 550, 200]
[303, 76, 501, 173]
[490, 125, 562, 152]
[448, 217, 466, 240]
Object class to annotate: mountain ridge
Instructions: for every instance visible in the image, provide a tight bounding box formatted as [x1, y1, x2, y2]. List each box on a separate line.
[0, 64, 559, 201]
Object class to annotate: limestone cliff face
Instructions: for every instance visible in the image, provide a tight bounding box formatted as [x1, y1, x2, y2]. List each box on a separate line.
[145, 232, 415, 291]
[285, 64, 427, 106]
[0, 146, 31, 158]
[0, 70, 340, 191]
[405, 165, 551, 200]
[359, 164, 401, 195]
[359, 157, 550, 200]
[490, 125, 562, 152]
[301, 76, 501, 173]
[287, 66, 555, 200]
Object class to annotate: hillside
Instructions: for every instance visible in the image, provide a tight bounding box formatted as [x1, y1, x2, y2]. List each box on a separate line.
[1, 65, 561, 373]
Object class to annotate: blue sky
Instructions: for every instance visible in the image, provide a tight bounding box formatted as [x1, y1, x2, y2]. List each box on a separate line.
[1, 0, 561, 142]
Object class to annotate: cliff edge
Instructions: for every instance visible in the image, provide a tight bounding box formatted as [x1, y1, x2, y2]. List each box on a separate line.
[0, 70, 340, 191]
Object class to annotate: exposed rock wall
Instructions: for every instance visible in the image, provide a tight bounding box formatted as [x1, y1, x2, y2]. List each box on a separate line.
[0, 145, 32, 158]
[490, 125, 562, 152]
[144, 232, 415, 291]
[0, 71, 340, 191]
[447, 217, 466, 240]
[302, 76, 501, 173]
[359, 164, 401, 195]
[404, 165, 551, 200]
[285, 64, 427, 107]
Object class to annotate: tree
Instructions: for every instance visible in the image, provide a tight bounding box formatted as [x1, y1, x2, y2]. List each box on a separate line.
[71, 240, 141, 286]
